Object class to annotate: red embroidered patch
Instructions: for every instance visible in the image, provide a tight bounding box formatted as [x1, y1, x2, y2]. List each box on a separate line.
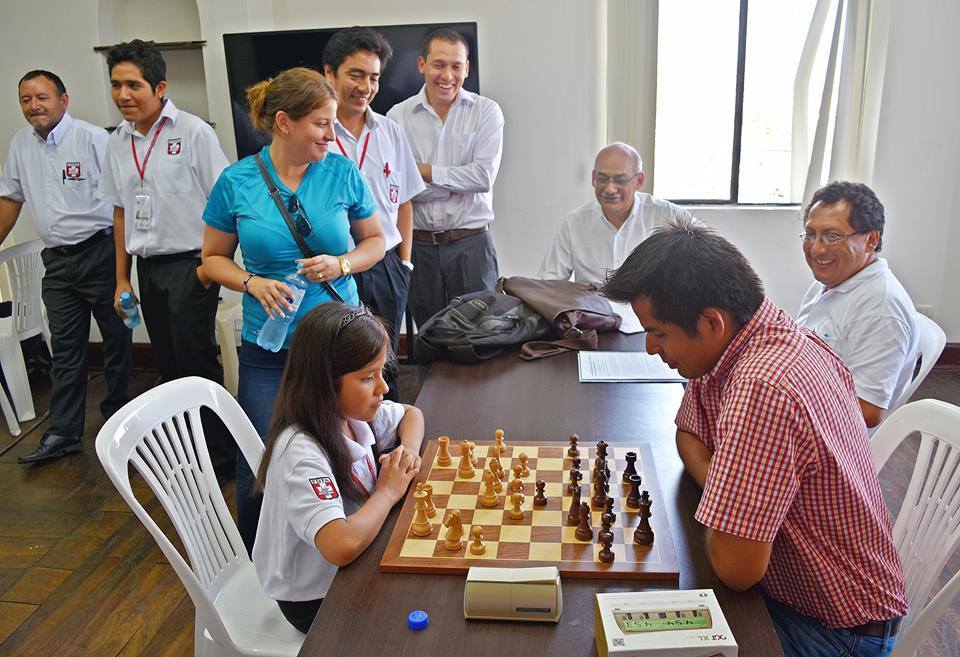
[310, 476, 339, 500]
[167, 138, 182, 155]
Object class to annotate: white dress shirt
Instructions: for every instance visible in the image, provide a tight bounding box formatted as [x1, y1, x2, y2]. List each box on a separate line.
[539, 192, 693, 283]
[796, 258, 919, 410]
[387, 87, 504, 231]
[333, 109, 425, 251]
[98, 100, 228, 258]
[0, 112, 113, 247]
[253, 401, 405, 602]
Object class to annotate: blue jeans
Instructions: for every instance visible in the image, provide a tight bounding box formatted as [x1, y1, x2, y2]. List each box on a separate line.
[764, 594, 898, 657]
[236, 340, 288, 555]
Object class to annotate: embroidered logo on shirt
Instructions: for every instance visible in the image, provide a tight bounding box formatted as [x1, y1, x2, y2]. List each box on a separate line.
[167, 138, 182, 156]
[389, 183, 399, 204]
[65, 162, 81, 179]
[310, 476, 339, 500]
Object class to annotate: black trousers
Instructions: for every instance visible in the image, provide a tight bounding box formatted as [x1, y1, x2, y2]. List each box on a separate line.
[354, 248, 410, 401]
[40, 232, 131, 438]
[136, 254, 234, 473]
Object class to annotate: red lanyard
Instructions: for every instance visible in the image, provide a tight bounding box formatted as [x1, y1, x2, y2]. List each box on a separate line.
[335, 131, 371, 170]
[131, 117, 168, 183]
[349, 453, 378, 495]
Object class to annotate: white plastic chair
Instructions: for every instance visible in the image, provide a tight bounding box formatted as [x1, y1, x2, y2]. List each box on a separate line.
[870, 399, 960, 657]
[0, 239, 47, 431]
[215, 303, 241, 397]
[887, 313, 946, 415]
[95, 377, 303, 656]
[0, 315, 28, 435]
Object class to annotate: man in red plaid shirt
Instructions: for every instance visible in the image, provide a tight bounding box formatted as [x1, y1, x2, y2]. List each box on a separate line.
[602, 217, 907, 657]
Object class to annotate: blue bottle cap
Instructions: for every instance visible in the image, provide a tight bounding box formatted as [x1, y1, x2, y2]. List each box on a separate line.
[407, 609, 429, 630]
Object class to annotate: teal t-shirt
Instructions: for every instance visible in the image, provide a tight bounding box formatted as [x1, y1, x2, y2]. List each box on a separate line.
[203, 146, 376, 349]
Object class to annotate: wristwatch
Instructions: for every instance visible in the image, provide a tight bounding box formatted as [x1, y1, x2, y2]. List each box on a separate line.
[401, 259, 414, 272]
[338, 256, 352, 276]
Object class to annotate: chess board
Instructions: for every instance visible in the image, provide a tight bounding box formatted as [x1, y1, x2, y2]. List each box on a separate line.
[380, 439, 680, 580]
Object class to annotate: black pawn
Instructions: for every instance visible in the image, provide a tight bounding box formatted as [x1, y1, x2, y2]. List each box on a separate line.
[622, 451, 638, 483]
[592, 470, 609, 507]
[567, 467, 582, 494]
[571, 456, 582, 470]
[598, 513, 613, 543]
[567, 434, 580, 458]
[596, 440, 608, 459]
[634, 515, 654, 546]
[566, 484, 582, 526]
[604, 497, 616, 525]
[598, 532, 615, 563]
[626, 474, 641, 508]
[575, 502, 593, 541]
[533, 479, 548, 506]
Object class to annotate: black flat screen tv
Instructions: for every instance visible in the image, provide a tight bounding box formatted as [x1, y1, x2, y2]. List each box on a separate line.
[223, 22, 479, 159]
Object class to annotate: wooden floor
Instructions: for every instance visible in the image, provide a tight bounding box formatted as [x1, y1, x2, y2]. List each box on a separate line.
[0, 364, 957, 656]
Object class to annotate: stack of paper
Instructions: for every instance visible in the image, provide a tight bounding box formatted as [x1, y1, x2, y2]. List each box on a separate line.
[578, 351, 686, 383]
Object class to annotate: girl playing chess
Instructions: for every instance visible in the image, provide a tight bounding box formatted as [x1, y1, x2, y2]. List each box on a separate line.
[253, 303, 424, 633]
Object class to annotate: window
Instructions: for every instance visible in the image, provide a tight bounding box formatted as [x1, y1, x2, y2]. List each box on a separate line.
[653, 0, 839, 204]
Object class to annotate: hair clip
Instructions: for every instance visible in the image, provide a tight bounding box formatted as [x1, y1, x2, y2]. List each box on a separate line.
[337, 307, 367, 330]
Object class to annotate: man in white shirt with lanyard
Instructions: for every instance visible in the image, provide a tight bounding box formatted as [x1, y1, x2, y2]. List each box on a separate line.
[322, 27, 426, 399]
[387, 27, 504, 330]
[796, 181, 918, 429]
[97, 40, 235, 475]
[0, 70, 131, 463]
[540, 143, 693, 284]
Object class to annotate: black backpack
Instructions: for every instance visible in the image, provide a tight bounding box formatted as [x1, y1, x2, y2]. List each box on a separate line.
[415, 290, 553, 364]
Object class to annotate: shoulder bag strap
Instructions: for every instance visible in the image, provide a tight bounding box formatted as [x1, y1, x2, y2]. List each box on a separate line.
[254, 153, 344, 303]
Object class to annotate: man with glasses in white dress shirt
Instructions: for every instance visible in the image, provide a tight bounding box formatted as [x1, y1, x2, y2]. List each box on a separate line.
[796, 181, 918, 428]
[0, 70, 131, 463]
[540, 142, 692, 284]
[387, 27, 504, 330]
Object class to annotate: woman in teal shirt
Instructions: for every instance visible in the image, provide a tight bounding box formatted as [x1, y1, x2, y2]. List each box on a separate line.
[202, 67, 385, 552]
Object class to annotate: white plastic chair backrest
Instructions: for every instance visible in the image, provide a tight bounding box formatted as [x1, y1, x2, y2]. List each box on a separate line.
[888, 313, 946, 415]
[870, 399, 960, 656]
[0, 239, 46, 341]
[95, 377, 266, 650]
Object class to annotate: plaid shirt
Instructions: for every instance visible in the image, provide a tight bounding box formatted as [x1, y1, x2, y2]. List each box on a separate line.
[676, 299, 908, 628]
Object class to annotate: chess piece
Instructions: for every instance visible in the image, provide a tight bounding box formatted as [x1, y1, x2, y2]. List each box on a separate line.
[604, 496, 616, 525]
[567, 483, 582, 525]
[592, 469, 609, 508]
[518, 452, 529, 478]
[494, 428, 506, 451]
[512, 464, 523, 481]
[509, 475, 525, 495]
[437, 436, 453, 467]
[489, 456, 505, 485]
[533, 479, 548, 506]
[567, 467, 582, 494]
[634, 491, 655, 545]
[575, 502, 593, 541]
[458, 441, 476, 478]
[622, 451, 638, 483]
[490, 444, 502, 461]
[571, 456, 582, 471]
[411, 490, 432, 537]
[481, 469, 499, 507]
[467, 440, 479, 468]
[443, 509, 465, 550]
[593, 453, 610, 482]
[417, 482, 437, 518]
[509, 492, 525, 520]
[596, 440, 608, 459]
[469, 525, 486, 555]
[567, 434, 580, 458]
[598, 532, 615, 564]
[598, 513, 614, 544]
[626, 474, 642, 508]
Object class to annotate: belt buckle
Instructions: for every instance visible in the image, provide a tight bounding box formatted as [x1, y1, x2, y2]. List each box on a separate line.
[430, 230, 445, 245]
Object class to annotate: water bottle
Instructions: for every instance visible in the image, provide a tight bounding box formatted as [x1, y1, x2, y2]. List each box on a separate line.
[256, 269, 309, 352]
[119, 291, 141, 329]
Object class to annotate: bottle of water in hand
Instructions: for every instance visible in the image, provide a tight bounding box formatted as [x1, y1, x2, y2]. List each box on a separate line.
[256, 268, 309, 352]
[119, 291, 141, 329]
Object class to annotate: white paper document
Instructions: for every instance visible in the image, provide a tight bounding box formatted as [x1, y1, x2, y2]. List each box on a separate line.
[608, 300, 644, 334]
[578, 351, 686, 383]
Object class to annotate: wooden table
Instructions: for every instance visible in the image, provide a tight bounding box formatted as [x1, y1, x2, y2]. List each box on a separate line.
[301, 334, 785, 656]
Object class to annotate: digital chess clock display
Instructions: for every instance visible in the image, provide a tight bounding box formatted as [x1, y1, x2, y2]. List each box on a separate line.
[613, 608, 713, 633]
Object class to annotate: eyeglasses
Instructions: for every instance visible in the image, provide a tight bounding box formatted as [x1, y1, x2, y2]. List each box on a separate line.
[594, 173, 640, 187]
[799, 231, 864, 246]
[287, 194, 313, 237]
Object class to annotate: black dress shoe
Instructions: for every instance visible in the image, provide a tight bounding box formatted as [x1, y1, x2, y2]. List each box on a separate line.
[17, 434, 82, 464]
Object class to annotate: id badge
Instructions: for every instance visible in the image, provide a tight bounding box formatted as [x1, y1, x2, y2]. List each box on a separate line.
[134, 194, 153, 231]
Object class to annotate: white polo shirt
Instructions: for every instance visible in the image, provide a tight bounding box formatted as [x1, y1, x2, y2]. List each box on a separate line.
[0, 112, 113, 247]
[333, 109, 425, 252]
[387, 87, 504, 232]
[797, 258, 918, 410]
[98, 99, 228, 258]
[539, 192, 694, 284]
[253, 401, 405, 602]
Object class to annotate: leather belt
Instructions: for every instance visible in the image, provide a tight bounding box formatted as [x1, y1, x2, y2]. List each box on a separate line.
[413, 225, 488, 245]
[847, 616, 901, 638]
[48, 227, 113, 257]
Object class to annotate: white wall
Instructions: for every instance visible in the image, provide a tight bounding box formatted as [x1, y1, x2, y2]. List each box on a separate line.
[0, 0, 958, 343]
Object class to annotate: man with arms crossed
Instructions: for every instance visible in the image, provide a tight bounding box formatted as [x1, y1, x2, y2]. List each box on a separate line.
[0, 70, 131, 463]
[797, 181, 918, 428]
[387, 27, 504, 329]
[323, 27, 425, 398]
[602, 217, 907, 657]
[540, 142, 691, 283]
